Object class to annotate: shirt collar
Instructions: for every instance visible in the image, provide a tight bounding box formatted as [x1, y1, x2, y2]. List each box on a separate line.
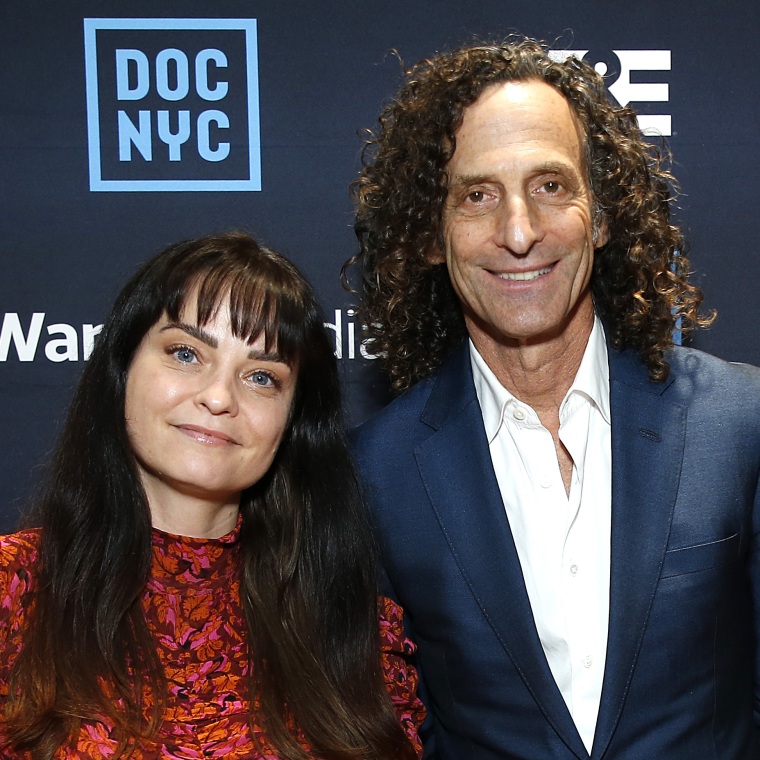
[471, 341, 512, 443]
[470, 315, 610, 444]
[563, 315, 610, 425]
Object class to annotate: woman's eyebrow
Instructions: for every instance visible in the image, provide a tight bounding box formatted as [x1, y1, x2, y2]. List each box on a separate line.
[160, 322, 286, 363]
[247, 348, 285, 363]
[160, 322, 217, 348]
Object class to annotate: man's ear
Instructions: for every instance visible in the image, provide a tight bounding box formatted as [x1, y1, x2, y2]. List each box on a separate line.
[425, 244, 446, 265]
[594, 214, 609, 249]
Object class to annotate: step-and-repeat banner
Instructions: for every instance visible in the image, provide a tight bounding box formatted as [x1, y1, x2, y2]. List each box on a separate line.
[1, 0, 758, 531]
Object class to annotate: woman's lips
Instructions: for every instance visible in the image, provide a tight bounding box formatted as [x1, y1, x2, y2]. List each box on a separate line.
[175, 424, 239, 446]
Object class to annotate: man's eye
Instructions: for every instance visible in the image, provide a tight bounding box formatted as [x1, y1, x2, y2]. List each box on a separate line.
[466, 190, 486, 203]
[541, 180, 562, 194]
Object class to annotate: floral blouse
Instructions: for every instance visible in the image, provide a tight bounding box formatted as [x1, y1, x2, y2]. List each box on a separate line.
[0, 525, 424, 758]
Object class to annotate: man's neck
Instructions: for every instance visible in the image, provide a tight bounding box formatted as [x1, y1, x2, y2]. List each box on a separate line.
[468, 311, 594, 433]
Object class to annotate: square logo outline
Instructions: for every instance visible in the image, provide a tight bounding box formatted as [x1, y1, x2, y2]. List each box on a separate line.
[83, 17, 261, 192]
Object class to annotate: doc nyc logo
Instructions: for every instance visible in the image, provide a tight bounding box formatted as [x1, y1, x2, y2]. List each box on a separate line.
[83, 18, 261, 192]
[550, 49, 671, 136]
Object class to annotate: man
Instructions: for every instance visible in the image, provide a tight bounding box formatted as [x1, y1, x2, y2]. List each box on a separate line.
[348, 38, 760, 759]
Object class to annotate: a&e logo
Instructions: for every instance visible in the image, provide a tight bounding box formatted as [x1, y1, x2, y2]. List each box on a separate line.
[550, 49, 672, 136]
[83, 18, 261, 192]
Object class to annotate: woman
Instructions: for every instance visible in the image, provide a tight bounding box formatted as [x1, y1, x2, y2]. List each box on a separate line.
[0, 232, 423, 759]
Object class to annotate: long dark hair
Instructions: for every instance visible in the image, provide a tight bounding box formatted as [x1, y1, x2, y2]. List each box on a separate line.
[4, 232, 415, 759]
[347, 37, 713, 392]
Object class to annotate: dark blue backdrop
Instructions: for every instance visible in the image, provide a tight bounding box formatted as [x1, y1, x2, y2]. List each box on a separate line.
[1, 0, 758, 532]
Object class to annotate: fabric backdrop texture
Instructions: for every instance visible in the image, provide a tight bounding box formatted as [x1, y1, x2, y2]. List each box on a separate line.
[0, 0, 757, 531]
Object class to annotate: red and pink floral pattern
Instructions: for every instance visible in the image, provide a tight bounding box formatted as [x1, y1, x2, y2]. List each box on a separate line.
[0, 526, 424, 758]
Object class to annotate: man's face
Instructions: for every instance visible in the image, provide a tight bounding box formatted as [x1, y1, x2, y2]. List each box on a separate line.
[438, 79, 607, 356]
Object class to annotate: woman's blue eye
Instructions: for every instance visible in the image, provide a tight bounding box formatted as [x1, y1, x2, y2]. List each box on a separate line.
[251, 371, 273, 386]
[174, 347, 196, 363]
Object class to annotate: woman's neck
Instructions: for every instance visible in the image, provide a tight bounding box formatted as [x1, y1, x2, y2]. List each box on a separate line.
[144, 482, 241, 538]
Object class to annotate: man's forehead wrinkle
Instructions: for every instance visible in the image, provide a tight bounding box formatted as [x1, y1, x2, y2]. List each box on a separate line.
[451, 159, 581, 183]
[448, 112, 587, 195]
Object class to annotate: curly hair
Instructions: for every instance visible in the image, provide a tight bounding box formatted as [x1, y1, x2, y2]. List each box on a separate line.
[347, 37, 713, 393]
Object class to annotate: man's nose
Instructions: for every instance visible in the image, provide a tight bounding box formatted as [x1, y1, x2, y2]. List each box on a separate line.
[494, 195, 543, 255]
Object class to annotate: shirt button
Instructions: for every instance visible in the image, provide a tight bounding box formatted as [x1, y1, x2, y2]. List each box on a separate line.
[540, 476, 552, 489]
[569, 564, 578, 576]
[582, 655, 593, 668]
[513, 407, 527, 421]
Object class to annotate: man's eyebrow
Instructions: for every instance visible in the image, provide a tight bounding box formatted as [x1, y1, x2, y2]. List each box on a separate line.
[449, 162, 580, 188]
[160, 322, 217, 348]
[448, 173, 491, 189]
[531, 160, 580, 178]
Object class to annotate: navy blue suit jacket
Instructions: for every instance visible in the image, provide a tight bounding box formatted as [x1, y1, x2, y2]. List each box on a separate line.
[353, 343, 760, 759]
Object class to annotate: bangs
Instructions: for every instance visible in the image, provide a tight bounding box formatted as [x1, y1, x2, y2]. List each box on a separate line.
[162, 254, 308, 367]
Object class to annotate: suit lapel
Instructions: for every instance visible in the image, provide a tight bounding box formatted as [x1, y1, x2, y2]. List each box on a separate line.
[591, 349, 687, 758]
[415, 346, 589, 759]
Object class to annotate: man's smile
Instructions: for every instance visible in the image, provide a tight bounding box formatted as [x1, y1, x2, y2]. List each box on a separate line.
[493, 264, 554, 282]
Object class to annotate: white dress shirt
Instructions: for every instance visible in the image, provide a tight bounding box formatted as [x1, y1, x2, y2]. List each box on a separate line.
[470, 317, 612, 754]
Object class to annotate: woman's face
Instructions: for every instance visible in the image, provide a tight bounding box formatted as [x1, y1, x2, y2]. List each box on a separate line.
[124, 293, 297, 525]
